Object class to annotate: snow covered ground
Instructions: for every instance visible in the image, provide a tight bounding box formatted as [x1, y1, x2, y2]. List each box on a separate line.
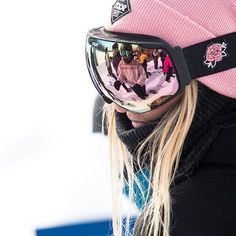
[0, 1, 138, 236]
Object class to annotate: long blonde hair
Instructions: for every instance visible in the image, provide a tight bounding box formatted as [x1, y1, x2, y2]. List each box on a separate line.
[104, 80, 198, 236]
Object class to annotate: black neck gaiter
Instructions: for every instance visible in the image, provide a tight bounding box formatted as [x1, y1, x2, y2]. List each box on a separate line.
[115, 112, 160, 156]
[115, 84, 236, 173]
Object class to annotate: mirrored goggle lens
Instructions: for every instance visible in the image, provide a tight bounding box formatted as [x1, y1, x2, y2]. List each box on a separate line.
[86, 38, 180, 113]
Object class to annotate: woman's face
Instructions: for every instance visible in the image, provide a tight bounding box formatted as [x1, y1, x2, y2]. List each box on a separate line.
[113, 94, 183, 128]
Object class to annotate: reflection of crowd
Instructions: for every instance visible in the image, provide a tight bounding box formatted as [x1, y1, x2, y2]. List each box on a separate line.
[150, 49, 174, 82]
[104, 43, 175, 100]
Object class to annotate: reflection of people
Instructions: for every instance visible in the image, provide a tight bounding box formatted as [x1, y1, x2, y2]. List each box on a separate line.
[139, 48, 151, 78]
[118, 43, 148, 99]
[111, 43, 121, 73]
[159, 49, 167, 68]
[112, 43, 131, 92]
[152, 49, 159, 69]
[87, 1, 236, 236]
[163, 53, 174, 82]
[104, 47, 117, 80]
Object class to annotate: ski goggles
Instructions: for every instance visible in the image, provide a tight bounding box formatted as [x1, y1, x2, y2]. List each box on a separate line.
[86, 27, 236, 113]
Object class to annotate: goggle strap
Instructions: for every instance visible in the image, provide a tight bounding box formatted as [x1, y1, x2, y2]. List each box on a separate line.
[183, 32, 236, 79]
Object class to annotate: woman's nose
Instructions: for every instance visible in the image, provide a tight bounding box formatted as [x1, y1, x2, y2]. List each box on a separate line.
[112, 103, 127, 113]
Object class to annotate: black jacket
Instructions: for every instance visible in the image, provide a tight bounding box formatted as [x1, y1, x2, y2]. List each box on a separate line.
[116, 85, 236, 236]
[170, 124, 236, 236]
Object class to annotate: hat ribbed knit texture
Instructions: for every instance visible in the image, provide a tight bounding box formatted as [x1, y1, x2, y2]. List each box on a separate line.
[106, 0, 236, 98]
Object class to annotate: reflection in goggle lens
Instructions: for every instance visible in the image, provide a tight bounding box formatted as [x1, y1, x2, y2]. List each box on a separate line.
[120, 49, 131, 57]
[88, 39, 180, 113]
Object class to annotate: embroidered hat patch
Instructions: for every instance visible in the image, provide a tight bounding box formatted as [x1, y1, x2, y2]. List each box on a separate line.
[111, 0, 131, 24]
[204, 42, 228, 69]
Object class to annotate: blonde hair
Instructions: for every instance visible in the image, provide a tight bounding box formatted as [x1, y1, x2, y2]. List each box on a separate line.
[104, 80, 198, 236]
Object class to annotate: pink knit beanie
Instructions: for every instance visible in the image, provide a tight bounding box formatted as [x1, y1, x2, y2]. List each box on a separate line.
[105, 0, 236, 99]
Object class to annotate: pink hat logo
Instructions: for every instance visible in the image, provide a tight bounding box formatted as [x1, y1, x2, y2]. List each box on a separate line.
[204, 42, 227, 69]
[111, 0, 131, 24]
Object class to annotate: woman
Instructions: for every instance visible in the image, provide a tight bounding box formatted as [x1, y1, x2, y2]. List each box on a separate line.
[85, 0, 236, 235]
[117, 43, 148, 99]
[163, 53, 174, 83]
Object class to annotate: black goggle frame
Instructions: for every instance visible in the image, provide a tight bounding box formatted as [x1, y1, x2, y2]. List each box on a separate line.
[86, 27, 236, 113]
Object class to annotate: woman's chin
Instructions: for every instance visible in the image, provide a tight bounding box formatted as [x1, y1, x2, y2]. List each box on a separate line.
[131, 121, 146, 128]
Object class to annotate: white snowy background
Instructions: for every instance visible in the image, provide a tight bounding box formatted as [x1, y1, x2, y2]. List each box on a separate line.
[0, 1, 137, 236]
